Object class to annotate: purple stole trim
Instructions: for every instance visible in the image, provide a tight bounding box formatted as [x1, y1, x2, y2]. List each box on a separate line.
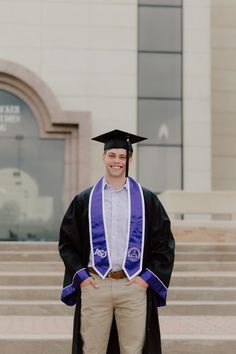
[89, 177, 145, 279]
[140, 268, 167, 307]
[123, 177, 145, 278]
[89, 177, 112, 278]
[61, 268, 90, 306]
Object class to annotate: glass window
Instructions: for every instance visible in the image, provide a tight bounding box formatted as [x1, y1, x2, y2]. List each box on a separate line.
[138, 53, 181, 98]
[138, 146, 182, 193]
[0, 90, 64, 241]
[139, 0, 182, 5]
[138, 100, 182, 145]
[139, 7, 181, 52]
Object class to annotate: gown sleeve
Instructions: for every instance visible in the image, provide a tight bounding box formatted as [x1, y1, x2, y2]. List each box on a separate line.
[58, 195, 90, 306]
[140, 192, 175, 307]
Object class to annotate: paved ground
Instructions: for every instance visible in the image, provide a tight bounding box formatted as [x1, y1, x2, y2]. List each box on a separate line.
[160, 316, 236, 339]
[0, 316, 73, 336]
[1, 315, 236, 340]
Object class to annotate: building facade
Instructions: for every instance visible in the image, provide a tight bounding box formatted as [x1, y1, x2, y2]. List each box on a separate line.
[0, 0, 234, 240]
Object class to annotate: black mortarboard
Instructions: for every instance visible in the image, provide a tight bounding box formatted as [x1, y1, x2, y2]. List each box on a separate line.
[92, 129, 147, 177]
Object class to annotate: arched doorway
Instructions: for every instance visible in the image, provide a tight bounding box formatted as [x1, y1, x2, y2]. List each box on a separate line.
[0, 60, 91, 241]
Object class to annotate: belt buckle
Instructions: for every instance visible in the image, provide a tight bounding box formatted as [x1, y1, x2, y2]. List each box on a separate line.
[108, 271, 114, 279]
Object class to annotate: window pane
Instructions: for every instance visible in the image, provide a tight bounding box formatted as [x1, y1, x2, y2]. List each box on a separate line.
[138, 53, 181, 98]
[139, 0, 182, 5]
[138, 146, 182, 193]
[0, 90, 64, 241]
[138, 100, 182, 145]
[139, 7, 181, 51]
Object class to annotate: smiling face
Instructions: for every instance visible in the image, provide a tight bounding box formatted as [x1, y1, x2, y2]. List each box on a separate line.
[103, 148, 132, 181]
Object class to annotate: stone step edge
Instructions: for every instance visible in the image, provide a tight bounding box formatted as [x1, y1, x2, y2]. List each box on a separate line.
[0, 271, 236, 276]
[1, 300, 236, 305]
[0, 272, 62, 276]
[1, 250, 236, 254]
[162, 335, 236, 340]
[0, 335, 71, 340]
[0, 242, 57, 249]
[176, 251, 236, 254]
[172, 221, 236, 229]
[0, 334, 235, 341]
[0, 261, 234, 266]
[166, 300, 236, 305]
[175, 261, 236, 264]
[0, 300, 62, 304]
[0, 242, 57, 244]
[172, 271, 236, 276]
[0, 285, 61, 289]
[0, 260, 235, 264]
[176, 242, 236, 245]
[2, 241, 236, 246]
[169, 286, 236, 291]
[0, 316, 235, 339]
[1, 285, 236, 291]
[0, 251, 58, 254]
[0, 259, 60, 266]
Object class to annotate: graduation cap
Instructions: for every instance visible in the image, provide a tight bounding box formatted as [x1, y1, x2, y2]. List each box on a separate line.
[92, 129, 147, 177]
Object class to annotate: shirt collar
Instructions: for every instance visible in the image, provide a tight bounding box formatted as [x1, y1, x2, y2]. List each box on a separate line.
[104, 178, 128, 191]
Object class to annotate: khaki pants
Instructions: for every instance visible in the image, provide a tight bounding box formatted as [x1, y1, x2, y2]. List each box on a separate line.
[80, 274, 147, 354]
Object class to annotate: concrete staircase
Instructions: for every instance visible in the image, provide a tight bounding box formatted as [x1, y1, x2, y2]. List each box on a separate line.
[0, 225, 236, 354]
[0, 242, 72, 354]
[160, 225, 236, 354]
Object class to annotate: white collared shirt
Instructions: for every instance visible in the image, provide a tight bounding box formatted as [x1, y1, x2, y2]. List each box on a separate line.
[104, 181, 128, 270]
[88, 180, 128, 271]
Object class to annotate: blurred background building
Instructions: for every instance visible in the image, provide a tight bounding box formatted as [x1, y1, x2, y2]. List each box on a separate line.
[0, 0, 235, 240]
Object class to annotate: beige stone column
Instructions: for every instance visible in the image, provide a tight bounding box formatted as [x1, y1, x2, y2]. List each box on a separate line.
[183, 0, 212, 191]
[212, 1, 236, 191]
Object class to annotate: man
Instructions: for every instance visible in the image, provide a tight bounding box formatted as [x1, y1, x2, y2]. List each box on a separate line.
[59, 129, 175, 354]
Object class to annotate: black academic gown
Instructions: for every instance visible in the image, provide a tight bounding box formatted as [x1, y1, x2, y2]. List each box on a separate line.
[59, 186, 175, 354]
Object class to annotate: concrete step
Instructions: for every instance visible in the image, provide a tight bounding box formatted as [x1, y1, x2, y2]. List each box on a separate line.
[163, 338, 236, 354]
[0, 262, 63, 272]
[0, 315, 73, 335]
[0, 316, 236, 354]
[175, 252, 236, 261]
[0, 316, 73, 354]
[160, 301, 236, 316]
[0, 242, 57, 251]
[0, 272, 63, 286]
[1, 250, 235, 262]
[168, 287, 236, 301]
[0, 337, 71, 354]
[2, 241, 236, 252]
[1, 285, 235, 302]
[161, 315, 236, 354]
[0, 301, 73, 316]
[174, 261, 236, 271]
[1, 335, 235, 354]
[176, 242, 236, 252]
[160, 315, 236, 338]
[1, 299, 236, 317]
[171, 272, 236, 287]
[172, 225, 236, 243]
[0, 286, 61, 301]
[0, 315, 72, 354]
[1, 261, 236, 273]
[1, 271, 235, 287]
[0, 251, 60, 262]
